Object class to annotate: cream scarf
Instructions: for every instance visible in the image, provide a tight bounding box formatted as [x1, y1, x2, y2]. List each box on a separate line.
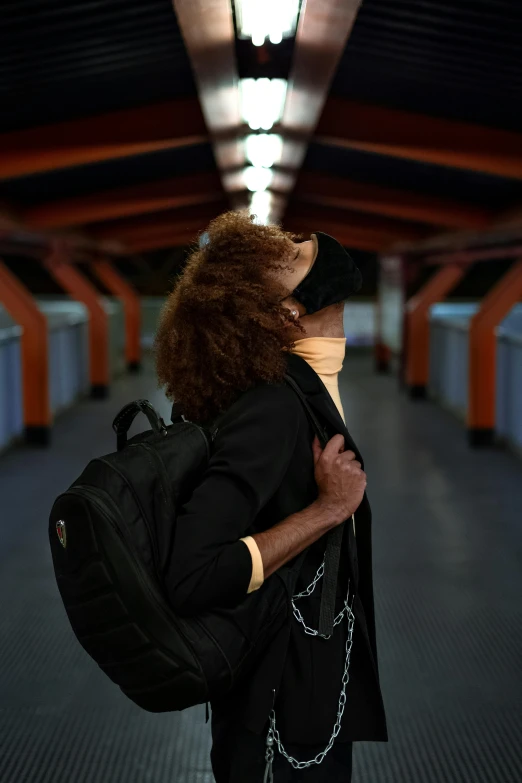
[292, 337, 346, 423]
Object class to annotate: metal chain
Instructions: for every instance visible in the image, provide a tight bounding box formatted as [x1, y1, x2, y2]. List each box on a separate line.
[292, 597, 351, 639]
[292, 559, 351, 639]
[293, 559, 325, 599]
[267, 557, 356, 770]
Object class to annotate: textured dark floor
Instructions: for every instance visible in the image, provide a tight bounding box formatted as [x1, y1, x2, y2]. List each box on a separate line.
[1, 355, 521, 783]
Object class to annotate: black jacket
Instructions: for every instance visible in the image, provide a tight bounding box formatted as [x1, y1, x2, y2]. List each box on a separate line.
[165, 352, 388, 744]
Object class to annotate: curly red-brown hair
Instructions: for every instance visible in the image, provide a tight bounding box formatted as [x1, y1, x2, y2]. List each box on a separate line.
[154, 211, 301, 423]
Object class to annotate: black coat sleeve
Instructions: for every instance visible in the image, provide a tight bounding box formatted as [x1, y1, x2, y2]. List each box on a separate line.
[163, 383, 302, 616]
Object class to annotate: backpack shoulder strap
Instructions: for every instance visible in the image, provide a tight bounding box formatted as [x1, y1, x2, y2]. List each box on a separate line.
[283, 373, 345, 638]
[283, 374, 329, 448]
[171, 402, 184, 424]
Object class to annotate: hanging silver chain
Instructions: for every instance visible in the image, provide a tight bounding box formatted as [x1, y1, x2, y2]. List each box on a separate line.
[266, 536, 356, 771]
[269, 613, 354, 770]
[292, 559, 352, 640]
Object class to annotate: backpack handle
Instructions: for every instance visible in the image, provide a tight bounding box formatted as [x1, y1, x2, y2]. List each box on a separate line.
[113, 399, 168, 451]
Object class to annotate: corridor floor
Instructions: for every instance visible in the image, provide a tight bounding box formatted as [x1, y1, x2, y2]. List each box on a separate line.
[1, 355, 521, 783]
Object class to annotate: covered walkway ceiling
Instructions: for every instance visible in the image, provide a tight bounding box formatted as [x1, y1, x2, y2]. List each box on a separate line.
[1, 0, 522, 258]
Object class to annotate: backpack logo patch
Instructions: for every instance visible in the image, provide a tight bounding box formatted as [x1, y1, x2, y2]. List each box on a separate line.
[56, 520, 67, 549]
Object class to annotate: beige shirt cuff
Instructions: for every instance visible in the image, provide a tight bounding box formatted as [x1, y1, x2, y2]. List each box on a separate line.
[240, 536, 265, 593]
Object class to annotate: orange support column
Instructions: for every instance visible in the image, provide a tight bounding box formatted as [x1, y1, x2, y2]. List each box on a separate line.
[405, 264, 466, 398]
[91, 259, 141, 372]
[44, 245, 110, 398]
[468, 259, 522, 447]
[0, 259, 51, 444]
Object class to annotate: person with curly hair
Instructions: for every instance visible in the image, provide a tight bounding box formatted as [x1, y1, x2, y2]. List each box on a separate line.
[155, 211, 387, 782]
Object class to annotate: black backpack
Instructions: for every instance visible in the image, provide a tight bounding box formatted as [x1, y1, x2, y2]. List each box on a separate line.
[48, 379, 337, 713]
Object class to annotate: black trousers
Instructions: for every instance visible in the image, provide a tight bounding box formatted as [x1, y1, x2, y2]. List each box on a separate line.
[211, 715, 353, 783]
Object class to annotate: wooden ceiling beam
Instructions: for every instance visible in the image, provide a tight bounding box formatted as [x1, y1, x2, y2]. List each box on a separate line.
[0, 98, 208, 181]
[315, 98, 522, 180]
[272, 0, 362, 220]
[172, 0, 244, 188]
[24, 172, 224, 229]
[280, 1, 362, 165]
[294, 171, 494, 229]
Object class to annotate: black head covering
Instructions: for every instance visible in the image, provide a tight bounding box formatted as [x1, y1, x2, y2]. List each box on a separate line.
[292, 232, 362, 314]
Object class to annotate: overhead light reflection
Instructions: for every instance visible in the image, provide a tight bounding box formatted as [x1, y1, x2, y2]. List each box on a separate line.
[244, 165, 273, 192]
[240, 78, 287, 131]
[250, 190, 272, 225]
[235, 0, 300, 47]
[245, 134, 283, 168]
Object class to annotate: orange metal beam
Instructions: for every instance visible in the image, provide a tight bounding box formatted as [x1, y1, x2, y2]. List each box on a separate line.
[114, 221, 207, 244]
[286, 221, 386, 252]
[286, 222, 414, 252]
[24, 172, 224, 229]
[295, 171, 494, 230]
[0, 259, 51, 443]
[43, 245, 110, 397]
[405, 265, 467, 397]
[286, 203, 428, 234]
[402, 221, 522, 259]
[494, 205, 522, 228]
[90, 203, 226, 243]
[0, 98, 207, 180]
[172, 0, 244, 183]
[91, 259, 141, 371]
[316, 98, 522, 180]
[127, 231, 201, 253]
[424, 244, 522, 266]
[123, 219, 208, 245]
[468, 259, 522, 446]
[6, 93, 521, 188]
[285, 205, 428, 249]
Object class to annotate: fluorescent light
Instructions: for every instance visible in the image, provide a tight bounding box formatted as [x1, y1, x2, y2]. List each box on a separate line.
[245, 134, 283, 168]
[244, 166, 273, 192]
[251, 191, 271, 210]
[240, 78, 287, 131]
[250, 190, 272, 224]
[235, 0, 300, 46]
